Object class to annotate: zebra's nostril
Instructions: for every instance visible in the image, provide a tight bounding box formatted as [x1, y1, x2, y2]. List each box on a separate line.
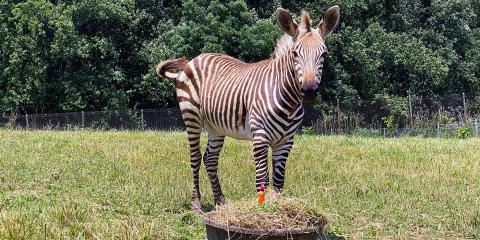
[301, 87, 315, 95]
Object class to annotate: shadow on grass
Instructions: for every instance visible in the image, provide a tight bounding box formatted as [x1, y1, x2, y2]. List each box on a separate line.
[180, 201, 215, 214]
[318, 231, 346, 240]
[200, 203, 215, 212]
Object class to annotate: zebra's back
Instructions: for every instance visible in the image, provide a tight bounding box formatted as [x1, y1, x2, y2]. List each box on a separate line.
[177, 53, 272, 140]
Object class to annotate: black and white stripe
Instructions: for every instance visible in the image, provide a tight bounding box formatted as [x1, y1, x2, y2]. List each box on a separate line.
[157, 6, 340, 209]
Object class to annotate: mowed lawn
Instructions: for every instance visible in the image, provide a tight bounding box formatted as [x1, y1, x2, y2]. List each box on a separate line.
[0, 130, 479, 239]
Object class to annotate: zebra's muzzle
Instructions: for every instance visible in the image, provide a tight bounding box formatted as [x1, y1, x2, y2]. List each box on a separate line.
[301, 87, 319, 105]
[301, 86, 319, 96]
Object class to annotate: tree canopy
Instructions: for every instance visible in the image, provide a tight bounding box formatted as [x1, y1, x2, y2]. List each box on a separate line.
[1, 0, 479, 113]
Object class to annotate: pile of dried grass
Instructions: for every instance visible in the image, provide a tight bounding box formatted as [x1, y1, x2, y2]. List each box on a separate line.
[204, 192, 327, 231]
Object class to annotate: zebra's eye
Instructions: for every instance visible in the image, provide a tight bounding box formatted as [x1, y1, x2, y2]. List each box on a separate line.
[292, 50, 298, 58]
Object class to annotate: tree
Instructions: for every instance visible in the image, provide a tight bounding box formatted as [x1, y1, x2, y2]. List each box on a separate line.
[141, 0, 279, 107]
[0, 0, 479, 112]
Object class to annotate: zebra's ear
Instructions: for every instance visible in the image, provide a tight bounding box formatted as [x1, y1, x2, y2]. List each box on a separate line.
[299, 11, 312, 32]
[276, 8, 298, 37]
[318, 6, 340, 38]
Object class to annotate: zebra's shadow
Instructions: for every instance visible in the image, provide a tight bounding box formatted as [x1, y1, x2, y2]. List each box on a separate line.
[318, 231, 346, 240]
[200, 203, 215, 212]
[180, 201, 215, 213]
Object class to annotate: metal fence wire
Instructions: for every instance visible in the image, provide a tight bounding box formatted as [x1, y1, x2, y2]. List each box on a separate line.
[1, 94, 479, 137]
[0, 109, 184, 131]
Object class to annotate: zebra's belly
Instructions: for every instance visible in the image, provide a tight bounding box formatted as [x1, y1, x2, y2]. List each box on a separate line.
[204, 114, 253, 141]
[222, 127, 254, 141]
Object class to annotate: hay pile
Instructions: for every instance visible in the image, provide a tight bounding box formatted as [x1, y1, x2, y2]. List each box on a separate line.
[204, 193, 327, 231]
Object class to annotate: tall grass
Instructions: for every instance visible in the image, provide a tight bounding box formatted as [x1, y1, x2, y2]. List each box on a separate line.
[0, 130, 479, 239]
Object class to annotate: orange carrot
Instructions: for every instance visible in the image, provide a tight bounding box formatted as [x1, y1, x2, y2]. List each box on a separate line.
[258, 183, 265, 205]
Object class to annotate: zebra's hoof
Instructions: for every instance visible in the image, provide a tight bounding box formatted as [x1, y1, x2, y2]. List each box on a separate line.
[273, 187, 283, 193]
[270, 189, 283, 200]
[214, 196, 225, 206]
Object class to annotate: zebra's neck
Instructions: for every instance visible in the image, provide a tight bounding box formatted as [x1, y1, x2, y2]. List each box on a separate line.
[270, 50, 303, 113]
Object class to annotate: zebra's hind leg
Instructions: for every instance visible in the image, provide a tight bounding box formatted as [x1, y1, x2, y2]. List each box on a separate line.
[184, 121, 203, 212]
[203, 132, 225, 206]
[271, 139, 294, 192]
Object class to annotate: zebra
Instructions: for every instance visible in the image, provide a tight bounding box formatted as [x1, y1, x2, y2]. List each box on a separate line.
[156, 6, 340, 210]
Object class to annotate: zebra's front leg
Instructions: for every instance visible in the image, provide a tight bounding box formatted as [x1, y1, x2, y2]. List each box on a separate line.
[253, 136, 270, 191]
[203, 134, 226, 206]
[271, 139, 294, 192]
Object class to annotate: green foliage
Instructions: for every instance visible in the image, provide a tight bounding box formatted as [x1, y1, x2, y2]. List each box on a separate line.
[456, 124, 473, 139]
[1, 0, 480, 112]
[301, 126, 315, 135]
[382, 115, 395, 135]
[141, 0, 279, 107]
[434, 106, 455, 124]
[375, 94, 408, 118]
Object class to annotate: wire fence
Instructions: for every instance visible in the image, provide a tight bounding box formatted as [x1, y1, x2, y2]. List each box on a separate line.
[1, 94, 480, 138]
[0, 109, 184, 131]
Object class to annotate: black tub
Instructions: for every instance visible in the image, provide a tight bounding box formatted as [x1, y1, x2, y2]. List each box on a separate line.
[202, 217, 321, 240]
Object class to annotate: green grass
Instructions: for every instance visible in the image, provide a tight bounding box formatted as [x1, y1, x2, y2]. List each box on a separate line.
[1, 130, 479, 239]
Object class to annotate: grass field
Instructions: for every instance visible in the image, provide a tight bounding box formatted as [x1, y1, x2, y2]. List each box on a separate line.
[1, 130, 479, 239]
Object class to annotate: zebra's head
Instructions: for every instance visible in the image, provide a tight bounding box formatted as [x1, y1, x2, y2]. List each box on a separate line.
[275, 6, 340, 99]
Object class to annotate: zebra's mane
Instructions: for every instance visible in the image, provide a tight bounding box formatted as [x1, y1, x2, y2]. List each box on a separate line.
[273, 33, 294, 58]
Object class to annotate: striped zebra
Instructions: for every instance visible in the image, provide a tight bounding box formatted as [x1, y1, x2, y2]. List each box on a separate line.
[157, 6, 340, 210]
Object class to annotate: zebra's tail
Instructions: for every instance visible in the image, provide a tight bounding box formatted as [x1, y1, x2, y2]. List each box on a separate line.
[155, 58, 188, 79]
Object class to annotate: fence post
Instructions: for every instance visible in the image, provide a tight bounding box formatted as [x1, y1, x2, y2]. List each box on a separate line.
[463, 92, 468, 121]
[25, 112, 29, 128]
[141, 109, 145, 131]
[81, 111, 85, 129]
[475, 118, 479, 138]
[437, 122, 440, 137]
[336, 97, 341, 134]
[408, 94, 413, 129]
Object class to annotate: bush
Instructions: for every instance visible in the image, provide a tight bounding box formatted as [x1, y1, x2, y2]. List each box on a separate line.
[382, 115, 395, 136]
[301, 126, 315, 135]
[456, 125, 473, 139]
